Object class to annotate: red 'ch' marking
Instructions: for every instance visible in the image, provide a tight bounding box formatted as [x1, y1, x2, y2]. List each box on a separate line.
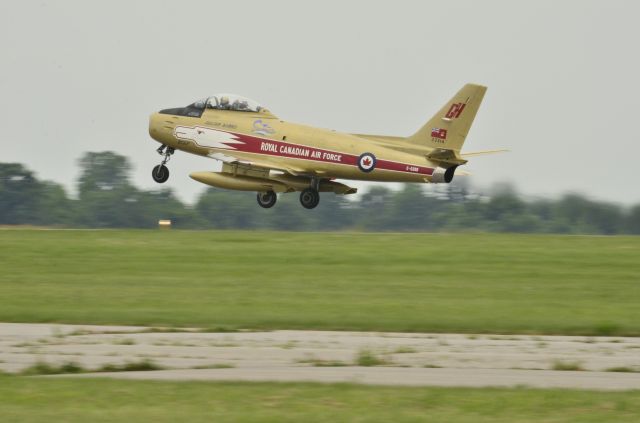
[445, 103, 466, 119]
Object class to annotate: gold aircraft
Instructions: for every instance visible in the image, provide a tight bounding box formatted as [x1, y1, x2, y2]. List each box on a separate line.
[148, 83, 497, 209]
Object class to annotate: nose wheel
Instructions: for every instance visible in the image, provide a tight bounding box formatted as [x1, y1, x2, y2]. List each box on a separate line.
[152, 164, 170, 183]
[152, 145, 174, 184]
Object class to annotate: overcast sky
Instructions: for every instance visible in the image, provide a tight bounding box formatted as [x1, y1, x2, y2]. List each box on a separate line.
[1, 0, 638, 204]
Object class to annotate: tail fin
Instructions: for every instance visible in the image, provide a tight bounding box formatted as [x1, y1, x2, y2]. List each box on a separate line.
[409, 83, 487, 151]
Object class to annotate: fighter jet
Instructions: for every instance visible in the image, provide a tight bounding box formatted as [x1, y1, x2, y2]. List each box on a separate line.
[148, 83, 499, 209]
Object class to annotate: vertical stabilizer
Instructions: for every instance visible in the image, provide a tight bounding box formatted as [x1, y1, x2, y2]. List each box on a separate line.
[409, 84, 487, 151]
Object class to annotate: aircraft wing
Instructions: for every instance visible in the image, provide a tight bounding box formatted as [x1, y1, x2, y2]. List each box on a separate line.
[210, 157, 357, 195]
[208, 151, 309, 176]
[351, 133, 407, 145]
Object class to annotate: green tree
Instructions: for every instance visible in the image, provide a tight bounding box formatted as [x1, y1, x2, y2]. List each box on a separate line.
[3, 154, 638, 234]
[479, 184, 541, 232]
[77, 152, 132, 199]
[304, 192, 355, 231]
[262, 193, 315, 231]
[384, 184, 431, 231]
[0, 163, 42, 224]
[355, 186, 395, 231]
[626, 204, 640, 234]
[196, 188, 262, 229]
[134, 189, 205, 229]
[0, 163, 75, 226]
[32, 181, 75, 225]
[551, 194, 623, 234]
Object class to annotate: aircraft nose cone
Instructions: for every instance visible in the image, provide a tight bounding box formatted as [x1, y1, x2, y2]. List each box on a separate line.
[148, 113, 161, 139]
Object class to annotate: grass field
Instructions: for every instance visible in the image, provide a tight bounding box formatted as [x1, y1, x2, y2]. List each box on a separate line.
[1, 376, 639, 422]
[1, 229, 639, 335]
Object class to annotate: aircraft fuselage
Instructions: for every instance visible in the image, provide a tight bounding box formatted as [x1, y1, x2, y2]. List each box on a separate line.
[147, 85, 487, 209]
[149, 110, 436, 183]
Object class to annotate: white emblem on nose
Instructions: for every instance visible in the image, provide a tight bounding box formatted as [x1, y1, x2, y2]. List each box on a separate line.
[175, 126, 245, 150]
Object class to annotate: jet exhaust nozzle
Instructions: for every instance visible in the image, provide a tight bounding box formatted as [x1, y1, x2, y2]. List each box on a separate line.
[430, 166, 457, 183]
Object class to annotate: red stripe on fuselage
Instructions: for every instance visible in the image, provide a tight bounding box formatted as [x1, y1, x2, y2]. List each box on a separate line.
[193, 127, 434, 176]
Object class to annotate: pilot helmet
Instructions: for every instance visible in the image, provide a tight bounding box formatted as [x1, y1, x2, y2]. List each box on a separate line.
[220, 96, 230, 106]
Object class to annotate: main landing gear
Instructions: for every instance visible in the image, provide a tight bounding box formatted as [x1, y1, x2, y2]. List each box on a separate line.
[300, 188, 320, 209]
[257, 191, 277, 208]
[152, 145, 174, 183]
[256, 179, 321, 209]
[299, 178, 320, 209]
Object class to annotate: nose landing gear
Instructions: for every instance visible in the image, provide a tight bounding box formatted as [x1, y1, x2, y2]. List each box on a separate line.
[152, 145, 174, 183]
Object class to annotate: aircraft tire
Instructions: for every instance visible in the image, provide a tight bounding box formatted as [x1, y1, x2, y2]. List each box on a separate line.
[152, 165, 170, 183]
[300, 188, 320, 209]
[257, 191, 277, 208]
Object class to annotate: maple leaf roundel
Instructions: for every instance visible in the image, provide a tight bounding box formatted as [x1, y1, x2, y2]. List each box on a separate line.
[357, 153, 377, 173]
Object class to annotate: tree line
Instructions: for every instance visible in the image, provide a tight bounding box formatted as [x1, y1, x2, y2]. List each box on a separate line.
[1, 151, 639, 234]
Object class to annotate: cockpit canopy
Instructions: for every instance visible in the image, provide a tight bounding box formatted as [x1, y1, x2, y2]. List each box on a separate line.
[160, 94, 265, 118]
[201, 94, 263, 112]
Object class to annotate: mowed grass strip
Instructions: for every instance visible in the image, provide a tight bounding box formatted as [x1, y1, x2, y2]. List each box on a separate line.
[1, 377, 639, 423]
[1, 230, 639, 335]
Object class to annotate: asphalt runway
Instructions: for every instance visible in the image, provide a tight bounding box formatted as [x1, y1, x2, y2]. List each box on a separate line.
[2, 323, 640, 390]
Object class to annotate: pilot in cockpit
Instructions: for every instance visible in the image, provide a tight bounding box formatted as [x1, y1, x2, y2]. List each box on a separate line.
[219, 96, 230, 110]
[232, 100, 249, 111]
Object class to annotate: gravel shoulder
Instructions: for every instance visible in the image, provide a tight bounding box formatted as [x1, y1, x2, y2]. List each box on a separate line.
[3, 323, 640, 390]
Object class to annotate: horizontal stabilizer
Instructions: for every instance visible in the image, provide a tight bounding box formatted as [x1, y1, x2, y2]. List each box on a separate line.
[426, 148, 468, 165]
[461, 149, 509, 157]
